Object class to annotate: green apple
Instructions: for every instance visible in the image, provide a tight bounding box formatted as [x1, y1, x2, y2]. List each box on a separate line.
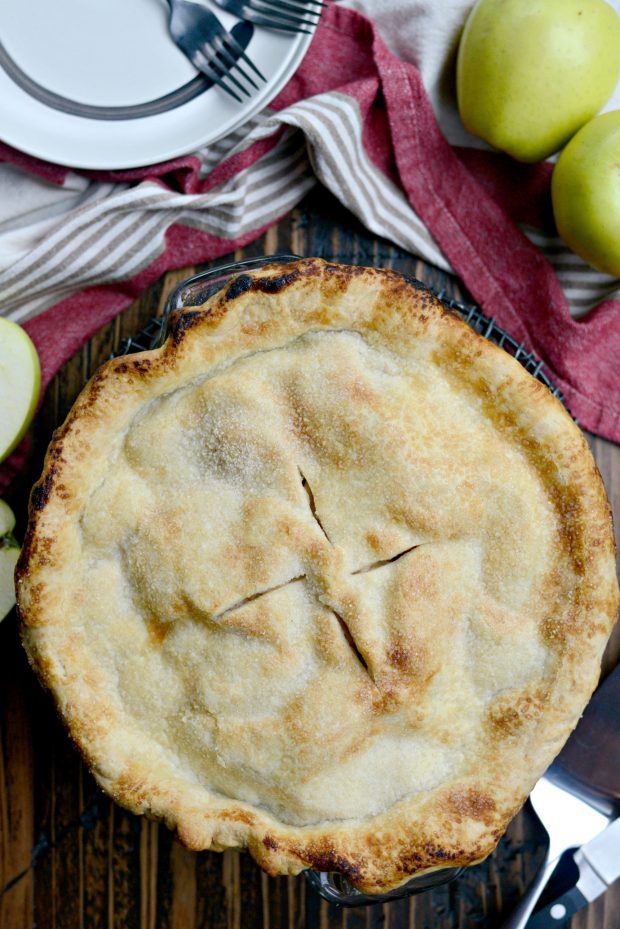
[0, 498, 16, 536]
[0, 499, 19, 622]
[0, 544, 19, 622]
[457, 0, 620, 162]
[551, 110, 620, 275]
[0, 318, 41, 462]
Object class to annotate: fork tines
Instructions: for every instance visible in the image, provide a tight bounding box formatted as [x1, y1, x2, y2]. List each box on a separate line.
[200, 34, 266, 102]
[257, 0, 325, 10]
[247, 0, 324, 34]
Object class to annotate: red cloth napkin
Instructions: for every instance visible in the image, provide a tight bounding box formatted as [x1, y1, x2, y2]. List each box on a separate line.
[1, 4, 619, 494]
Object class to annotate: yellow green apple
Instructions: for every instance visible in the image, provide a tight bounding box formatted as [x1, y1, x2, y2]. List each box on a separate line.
[0, 546, 19, 621]
[457, 0, 620, 162]
[0, 318, 41, 462]
[0, 499, 16, 536]
[0, 499, 19, 622]
[551, 110, 620, 275]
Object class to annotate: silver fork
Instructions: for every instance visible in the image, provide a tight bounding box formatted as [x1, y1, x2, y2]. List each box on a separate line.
[166, 0, 266, 103]
[213, 0, 325, 34]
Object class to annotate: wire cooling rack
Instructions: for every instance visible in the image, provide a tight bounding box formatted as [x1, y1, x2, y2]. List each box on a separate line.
[114, 272, 567, 413]
[430, 286, 565, 404]
[116, 314, 167, 356]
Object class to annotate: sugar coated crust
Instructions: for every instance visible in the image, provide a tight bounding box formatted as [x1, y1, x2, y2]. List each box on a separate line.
[17, 259, 619, 892]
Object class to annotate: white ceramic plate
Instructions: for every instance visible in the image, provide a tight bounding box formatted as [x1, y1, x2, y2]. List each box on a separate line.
[0, 0, 315, 169]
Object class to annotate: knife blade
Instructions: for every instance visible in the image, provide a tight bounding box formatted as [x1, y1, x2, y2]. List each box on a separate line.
[518, 664, 620, 928]
[548, 664, 620, 814]
[525, 817, 620, 928]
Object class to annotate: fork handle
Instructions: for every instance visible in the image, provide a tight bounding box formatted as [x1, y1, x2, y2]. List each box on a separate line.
[500, 855, 559, 929]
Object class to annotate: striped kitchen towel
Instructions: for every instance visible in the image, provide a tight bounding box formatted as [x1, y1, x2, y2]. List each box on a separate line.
[0, 0, 619, 496]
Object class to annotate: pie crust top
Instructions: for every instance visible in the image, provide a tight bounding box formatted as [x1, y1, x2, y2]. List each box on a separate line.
[17, 259, 619, 892]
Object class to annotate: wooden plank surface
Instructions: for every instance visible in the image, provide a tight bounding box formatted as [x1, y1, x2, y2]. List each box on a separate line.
[1, 188, 618, 929]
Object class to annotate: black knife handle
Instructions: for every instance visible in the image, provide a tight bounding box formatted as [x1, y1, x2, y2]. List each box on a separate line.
[526, 886, 589, 928]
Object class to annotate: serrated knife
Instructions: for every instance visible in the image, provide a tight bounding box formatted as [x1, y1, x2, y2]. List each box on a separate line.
[501, 663, 620, 929]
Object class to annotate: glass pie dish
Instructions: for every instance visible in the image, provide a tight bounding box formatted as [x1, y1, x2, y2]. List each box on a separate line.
[19, 250, 612, 912]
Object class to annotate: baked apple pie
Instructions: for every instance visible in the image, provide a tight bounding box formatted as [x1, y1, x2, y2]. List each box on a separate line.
[16, 259, 619, 893]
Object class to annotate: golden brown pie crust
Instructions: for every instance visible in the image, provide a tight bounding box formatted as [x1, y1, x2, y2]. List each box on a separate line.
[16, 259, 619, 893]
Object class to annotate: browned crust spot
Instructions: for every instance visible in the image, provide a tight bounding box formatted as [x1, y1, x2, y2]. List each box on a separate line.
[218, 809, 256, 826]
[225, 268, 302, 302]
[287, 841, 366, 884]
[445, 788, 497, 827]
[146, 619, 173, 647]
[487, 689, 548, 736]
[171, 310, 213, 345]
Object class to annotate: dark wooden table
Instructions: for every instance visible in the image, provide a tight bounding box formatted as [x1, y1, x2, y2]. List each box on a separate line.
[1, 189, 619, 929]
